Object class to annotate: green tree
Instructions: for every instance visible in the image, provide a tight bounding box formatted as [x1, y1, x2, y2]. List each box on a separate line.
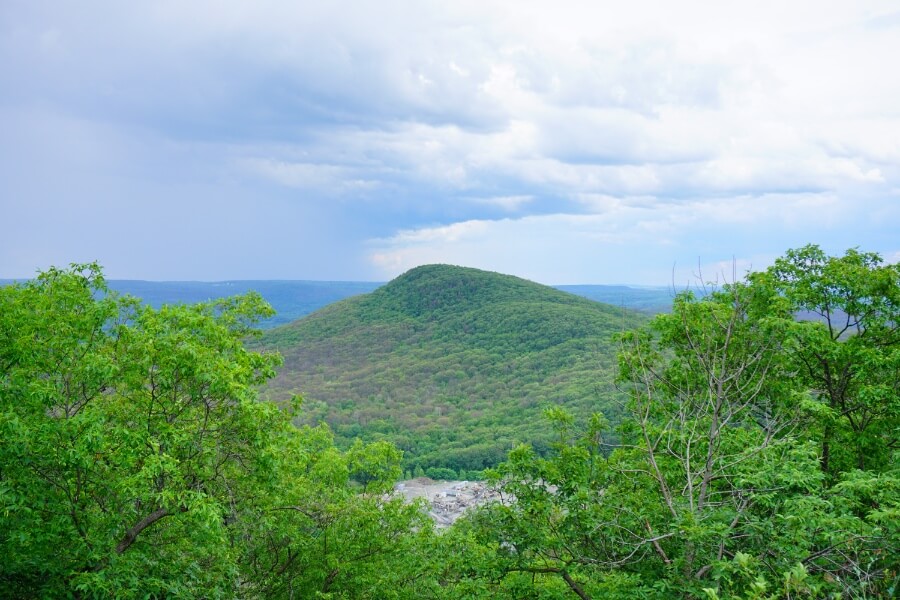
[0, 264, 431, 598]
[1, 263, 281, 595]
[759, 245, 900, 476]
[236, 421, 434, 599]
[461, 248, 899, 598]
[425, 467, 458, 481]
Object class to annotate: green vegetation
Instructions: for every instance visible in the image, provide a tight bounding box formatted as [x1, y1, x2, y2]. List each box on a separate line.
[2, 245, 897, 598]
[258, 264, 647, 472]
[0, 265, 430, 598]
[449, 245, 899, 598]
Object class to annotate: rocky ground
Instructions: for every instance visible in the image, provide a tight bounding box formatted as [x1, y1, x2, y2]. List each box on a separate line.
[393, 478, 502, 527]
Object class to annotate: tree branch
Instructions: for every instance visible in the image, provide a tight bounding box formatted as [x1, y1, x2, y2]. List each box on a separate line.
[508, 567, 592, 600]
[115, 505, 186, 554]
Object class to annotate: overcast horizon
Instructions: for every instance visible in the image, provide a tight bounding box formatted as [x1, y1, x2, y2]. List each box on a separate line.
[0, 273, 675, 289]
[2, 1, 899, 285]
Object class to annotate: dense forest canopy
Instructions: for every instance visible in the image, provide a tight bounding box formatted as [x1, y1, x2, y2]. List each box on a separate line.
[476, 246, 899, 598]
[1, 245, 897, 598]
[259, 264, 647, 476]
[0, 266, 427, 598]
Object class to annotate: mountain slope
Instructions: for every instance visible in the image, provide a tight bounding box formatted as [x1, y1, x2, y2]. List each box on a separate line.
[259, 264, 648, 473]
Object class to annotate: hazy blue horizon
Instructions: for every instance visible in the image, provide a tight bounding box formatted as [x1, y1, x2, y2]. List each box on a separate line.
[1, 275, 673, 290]
[1, 274, 677, 326]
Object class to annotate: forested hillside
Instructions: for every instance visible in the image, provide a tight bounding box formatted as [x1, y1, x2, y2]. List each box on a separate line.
[259, 265, 647, 475]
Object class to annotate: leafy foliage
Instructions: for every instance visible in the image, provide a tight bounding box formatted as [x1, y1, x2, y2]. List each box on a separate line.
[3, 247, 896, 599]
[759, 245, 900, 476]
[454, 246, 899, 599]
[0, 264, 430, 598]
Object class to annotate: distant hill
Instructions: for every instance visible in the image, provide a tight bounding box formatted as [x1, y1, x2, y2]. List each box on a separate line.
[0, 279, 671, 328]
[257, 265, 649, 474]
[556, 284, 672, 314]
[0, 279, 383, 328]
[106, 280, 385, 327]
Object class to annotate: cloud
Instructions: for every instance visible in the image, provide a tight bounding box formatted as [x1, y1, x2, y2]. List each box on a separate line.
[366, 190, 874, 284]
[465, 195, 534, 211]
[3, 0, 900, 280]
[8, 1, 896, 197]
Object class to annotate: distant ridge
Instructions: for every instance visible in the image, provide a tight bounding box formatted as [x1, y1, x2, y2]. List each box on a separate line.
[258, 264, 648, 473]
[556, 284, 672, 314]
[106, 280, 384, 327]
[0, 278, 670, 328]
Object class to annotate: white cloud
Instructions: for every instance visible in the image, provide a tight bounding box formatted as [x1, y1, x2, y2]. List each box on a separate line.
[366, 190, 866, 283]
[4, 0, 900, 280]
[13, 0, 897, 203]
[465, 195, 534, 211]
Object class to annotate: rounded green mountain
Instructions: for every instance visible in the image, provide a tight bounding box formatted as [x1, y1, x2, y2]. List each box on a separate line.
[259, 264, 649, 473]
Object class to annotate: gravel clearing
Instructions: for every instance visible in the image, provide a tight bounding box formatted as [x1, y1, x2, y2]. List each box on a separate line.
[394, 478, 502, 527]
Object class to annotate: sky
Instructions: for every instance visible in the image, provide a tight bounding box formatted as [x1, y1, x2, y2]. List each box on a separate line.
[2, 1, 899, 285]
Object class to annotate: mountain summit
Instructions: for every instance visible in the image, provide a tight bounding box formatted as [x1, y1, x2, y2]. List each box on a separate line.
[367, 264, 579, 317]
[259, 264, 647, 473]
